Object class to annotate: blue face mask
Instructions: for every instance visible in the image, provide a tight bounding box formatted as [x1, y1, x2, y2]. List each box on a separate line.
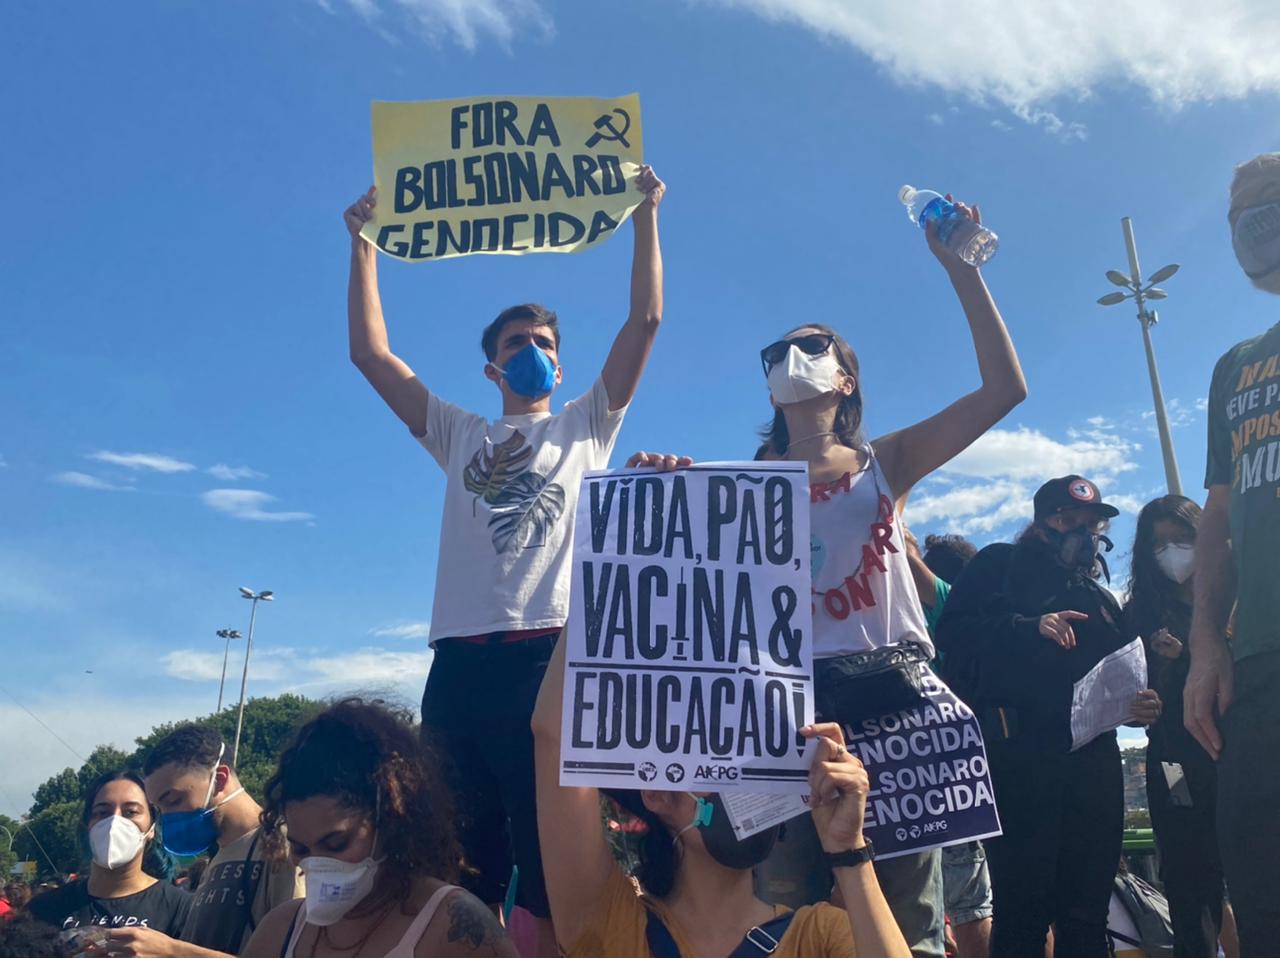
[494, 343, 557, 399]
[160, 743, 244, 857]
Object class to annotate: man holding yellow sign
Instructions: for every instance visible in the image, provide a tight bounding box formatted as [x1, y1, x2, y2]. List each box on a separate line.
[342, 94, 664, 955]
[361, 94, 647, 261]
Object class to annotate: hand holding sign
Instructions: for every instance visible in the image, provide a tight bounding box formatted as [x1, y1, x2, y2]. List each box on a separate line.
[344, 186, 377, 240]
[804, 723, 869, 854]
[635, 164, 666, 212]
[625, 449, 692, 472]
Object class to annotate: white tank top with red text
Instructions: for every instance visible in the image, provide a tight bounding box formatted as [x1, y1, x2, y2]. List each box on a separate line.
[809, 452, 934, 659]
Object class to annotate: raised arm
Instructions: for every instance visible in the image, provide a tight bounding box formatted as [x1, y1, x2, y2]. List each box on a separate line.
[804, 725, 912, 958]
[531, 632, 615, 949]
[601, 166, 666, 412]
[875, 200, 1027, 499]
[344, 188, 430, 436]
[1184, 483, 1236, 759]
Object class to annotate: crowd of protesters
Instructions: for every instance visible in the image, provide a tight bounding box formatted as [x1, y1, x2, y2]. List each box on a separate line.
[3, 151, 1278, 958]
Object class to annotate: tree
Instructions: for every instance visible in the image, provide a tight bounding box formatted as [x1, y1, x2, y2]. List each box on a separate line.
[14, 694, 316, 880]
[13, 803, 82, 877]
[130, 694, 316, 802]
[76, 745, 131, 794]
[29, 769, 80, 817]
[0, 812, 20, 880]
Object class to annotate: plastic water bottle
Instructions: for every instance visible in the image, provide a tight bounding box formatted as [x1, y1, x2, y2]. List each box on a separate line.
[898, 185, 998, 267]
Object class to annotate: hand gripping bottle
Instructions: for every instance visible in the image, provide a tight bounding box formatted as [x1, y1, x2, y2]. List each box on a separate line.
[899, 185, 998, 267]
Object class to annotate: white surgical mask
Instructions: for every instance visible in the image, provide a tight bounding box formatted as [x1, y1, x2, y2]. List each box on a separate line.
[767, 348, 845, 405]
[1154, 543, 1196, 584]
[89, 815, 152, 871]
[299, 853, 383, 926]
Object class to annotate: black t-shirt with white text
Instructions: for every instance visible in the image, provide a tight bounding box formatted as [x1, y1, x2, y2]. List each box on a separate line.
[28, 879, 191, 937]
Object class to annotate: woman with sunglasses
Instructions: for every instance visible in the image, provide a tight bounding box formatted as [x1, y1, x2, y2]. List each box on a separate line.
[748, 198, 1025, 958]
[935, 478, 1162, 957]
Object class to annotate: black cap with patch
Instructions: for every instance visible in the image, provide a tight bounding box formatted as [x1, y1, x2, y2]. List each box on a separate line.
[1033, 475, 1121, 522]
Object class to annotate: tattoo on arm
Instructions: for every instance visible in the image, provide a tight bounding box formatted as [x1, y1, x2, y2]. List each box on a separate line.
[445, 895, 506, 954]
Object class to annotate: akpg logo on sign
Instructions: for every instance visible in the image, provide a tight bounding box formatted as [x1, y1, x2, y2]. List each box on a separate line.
[695, 765, 740, 782]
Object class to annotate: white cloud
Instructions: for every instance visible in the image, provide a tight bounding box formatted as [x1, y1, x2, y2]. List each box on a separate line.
[88, 450, 196, 473]
[907, 425, 1141, 535]
[207, 463, 267, 481]
[51, 471, 135, 492]
[161, 648, 293, 682]
[201, 489, 314, 522]
[941, 426, 1139, 482]
[303, 648, 434, 687]
[161, 645, 433, 704]
[335, 0, 553, 50]
[926, 112, 944, 126]
[371, 621, 433, 640]
[700, 0, 1280, 136]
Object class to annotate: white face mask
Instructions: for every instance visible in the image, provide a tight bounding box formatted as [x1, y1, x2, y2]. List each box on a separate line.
[89, 815, 152, 871]
[767, 348, 845, 405]
[299, 852, 382, 926]
[1154, 543, 1196, 584]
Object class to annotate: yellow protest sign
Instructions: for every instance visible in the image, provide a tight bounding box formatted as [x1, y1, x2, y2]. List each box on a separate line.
[362, 94, 644, 262]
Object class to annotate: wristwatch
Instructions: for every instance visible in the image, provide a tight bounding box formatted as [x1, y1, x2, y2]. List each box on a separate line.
[825, 840, 876, 869]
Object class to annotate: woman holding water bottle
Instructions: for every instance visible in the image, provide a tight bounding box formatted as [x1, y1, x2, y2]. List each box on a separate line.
[749, 192, 1027, 958]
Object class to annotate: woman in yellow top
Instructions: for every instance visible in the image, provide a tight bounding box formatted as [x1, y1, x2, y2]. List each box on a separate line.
[533, 618, 912, 958]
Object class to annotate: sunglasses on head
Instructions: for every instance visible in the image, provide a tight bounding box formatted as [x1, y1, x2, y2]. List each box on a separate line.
[760, 333, 835, 375]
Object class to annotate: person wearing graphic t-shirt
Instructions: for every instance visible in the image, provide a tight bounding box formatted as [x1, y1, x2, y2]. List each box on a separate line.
[749, 196, 1026, 958]
[340, 166, 666, 955]
[1185, 152, 1280, 957]
[142, 724, 304, 958]
[28, 771, 189, 938]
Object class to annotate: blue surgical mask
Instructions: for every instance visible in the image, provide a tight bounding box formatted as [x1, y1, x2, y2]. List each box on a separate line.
[160, 743, 244, 857]
[1233, 201, 1280, 281]
[493, 343, 557, 399]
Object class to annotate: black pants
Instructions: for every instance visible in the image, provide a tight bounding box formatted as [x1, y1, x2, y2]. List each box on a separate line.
[420, 634, 557, 917]
[984, 733, 1123, 958]
[1147, 753, 1222, 958]
[1217, 650, 1280, 958]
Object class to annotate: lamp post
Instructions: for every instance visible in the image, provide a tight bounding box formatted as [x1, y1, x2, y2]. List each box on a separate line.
[214, 629, 241, 713]
[231, 588, 273, 769]
[1096, 216, 1184, 496]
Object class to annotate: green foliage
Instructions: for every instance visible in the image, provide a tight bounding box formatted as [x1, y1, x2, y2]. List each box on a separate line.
[17, 694, 316, 878]
[0, 812, 20, 879]
[30, 769, 80, 817]
[14, 802, 82, 876]
[129, 694, 316, 802]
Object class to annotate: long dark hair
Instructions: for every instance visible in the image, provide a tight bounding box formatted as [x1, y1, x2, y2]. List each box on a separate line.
[261, 698, 461, 896]
[757, 323, 863, 457]
[603, 790, 679, 898]
[81, 770, 175, 880]
[1125, 495, 1201, 637]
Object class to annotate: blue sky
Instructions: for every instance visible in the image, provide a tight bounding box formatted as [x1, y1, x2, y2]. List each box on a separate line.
[4, 0, 1279, 815]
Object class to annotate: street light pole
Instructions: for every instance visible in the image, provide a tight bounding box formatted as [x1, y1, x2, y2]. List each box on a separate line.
[214, 629, 241, 713]
[1096, 218, 1185, 497]
[232, 588, 273, 769]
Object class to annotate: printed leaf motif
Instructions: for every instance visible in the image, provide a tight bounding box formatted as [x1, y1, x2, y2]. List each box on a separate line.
[463, 431, 534, 506]
[488, 472, 567, 552]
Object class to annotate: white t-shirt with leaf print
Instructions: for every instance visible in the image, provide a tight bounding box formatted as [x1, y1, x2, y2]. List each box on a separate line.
[418, 377, 626, 643]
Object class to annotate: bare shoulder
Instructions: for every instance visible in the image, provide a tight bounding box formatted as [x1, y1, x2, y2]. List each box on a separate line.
[418, 888, 517, 958]
[242, 897, 305, 958]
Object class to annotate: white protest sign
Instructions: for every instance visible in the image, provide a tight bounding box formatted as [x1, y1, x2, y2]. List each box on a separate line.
[560, 462, 815, 793]
[1070, 637, 1147, 751]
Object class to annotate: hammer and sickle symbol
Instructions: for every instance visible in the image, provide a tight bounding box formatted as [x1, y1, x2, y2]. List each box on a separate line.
[585, 108, 631, 149]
